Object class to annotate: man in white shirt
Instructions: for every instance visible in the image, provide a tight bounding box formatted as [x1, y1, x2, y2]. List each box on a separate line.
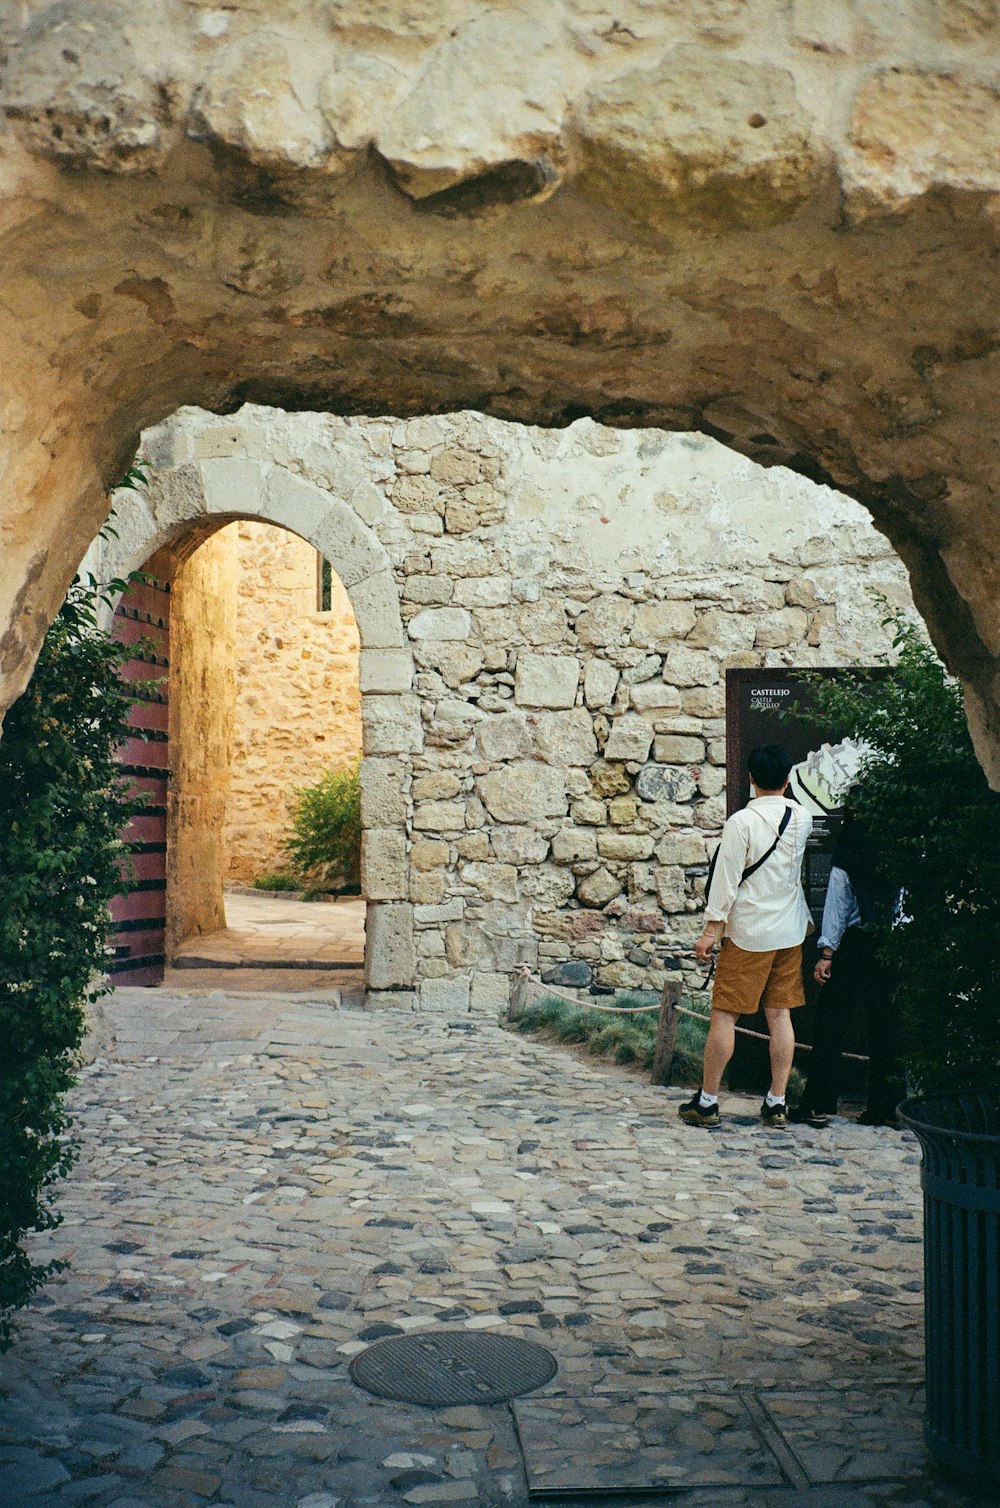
[679, 744, 813, 1130]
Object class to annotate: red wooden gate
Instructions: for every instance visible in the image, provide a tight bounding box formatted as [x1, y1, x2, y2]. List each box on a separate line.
[109, 570, 171, 985]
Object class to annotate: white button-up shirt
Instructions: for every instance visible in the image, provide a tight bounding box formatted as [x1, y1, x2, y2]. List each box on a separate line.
[705, 796, 813, 952]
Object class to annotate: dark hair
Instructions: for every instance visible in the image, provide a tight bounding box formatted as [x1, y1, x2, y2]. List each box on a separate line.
[831, 806, 862, 876]
[748, 743, 793, 791]
[832, 807, 893, 925]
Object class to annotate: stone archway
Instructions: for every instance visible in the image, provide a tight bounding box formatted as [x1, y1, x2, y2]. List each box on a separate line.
[3, 8, 1000, 786]
[95, 431, 418, 999]
[91, 402, 920, 1014]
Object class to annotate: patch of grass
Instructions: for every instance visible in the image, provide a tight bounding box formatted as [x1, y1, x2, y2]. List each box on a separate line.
[512, 990, 710, 1086]
[298, 882, 363, 901]
[672, 1011, 713, 1087]
[253, 873, 302, 892]
[510, 990, 808, 1097]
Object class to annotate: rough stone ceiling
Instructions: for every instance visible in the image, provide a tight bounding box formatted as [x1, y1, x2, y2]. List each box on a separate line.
[1, 1, 1000, 780]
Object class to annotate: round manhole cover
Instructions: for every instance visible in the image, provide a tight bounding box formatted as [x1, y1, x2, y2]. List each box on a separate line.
[349, 1329, 558, 1406]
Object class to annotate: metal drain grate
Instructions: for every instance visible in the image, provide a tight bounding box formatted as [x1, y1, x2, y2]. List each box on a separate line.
[349, 1329, 558, 1407]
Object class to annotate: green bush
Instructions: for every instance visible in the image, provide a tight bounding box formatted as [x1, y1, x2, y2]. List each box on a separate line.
[0, 567, 148, 1347]
[795, 607, 1000, 1096]
[284, 760, 362, 893]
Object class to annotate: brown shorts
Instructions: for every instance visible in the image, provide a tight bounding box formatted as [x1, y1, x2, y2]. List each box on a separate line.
[711, 938, 805, 1017]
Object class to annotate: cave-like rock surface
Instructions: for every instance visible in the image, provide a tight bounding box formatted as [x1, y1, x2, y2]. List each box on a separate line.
[2, 0, 1000, 779]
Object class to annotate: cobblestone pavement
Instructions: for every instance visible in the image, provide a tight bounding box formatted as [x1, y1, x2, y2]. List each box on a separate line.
[0, 989, 993, 1508]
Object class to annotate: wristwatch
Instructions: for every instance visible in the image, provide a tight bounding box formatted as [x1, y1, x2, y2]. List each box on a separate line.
[819, 947, 834, 960]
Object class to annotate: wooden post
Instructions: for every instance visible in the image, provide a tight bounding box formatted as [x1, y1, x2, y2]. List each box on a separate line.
[508, 968, 529, 1023]
[651, 977, 682, 1087]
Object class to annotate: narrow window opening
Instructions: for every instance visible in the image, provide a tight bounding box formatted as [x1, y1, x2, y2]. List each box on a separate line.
[317, 553, 332, 612]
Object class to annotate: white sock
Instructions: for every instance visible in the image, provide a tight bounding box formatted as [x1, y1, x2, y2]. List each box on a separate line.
[765, 1091, 786, 1107]
[698, 1090, 719, 1108]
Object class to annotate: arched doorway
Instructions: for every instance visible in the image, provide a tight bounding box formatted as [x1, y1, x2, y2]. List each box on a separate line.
[223, 520, 363, 896]
[96, 452, 417, 996]
[95, 403, 921, 1013]
[110, 519, 366, 987]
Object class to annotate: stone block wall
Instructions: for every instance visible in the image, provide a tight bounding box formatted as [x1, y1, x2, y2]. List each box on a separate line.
[358, 414, 913, 1001]
[165, 530, 238, 955]
[223, 520, 361, 884]
[105, 405, 920, 1008]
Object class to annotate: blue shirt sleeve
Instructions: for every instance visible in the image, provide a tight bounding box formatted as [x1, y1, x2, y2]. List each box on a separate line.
[818, 865, 861, 951]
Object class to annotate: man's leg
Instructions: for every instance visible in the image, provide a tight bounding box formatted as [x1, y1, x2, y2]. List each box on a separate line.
[797, 944, 855, 1115]
[764, 1007, 795, 1099]
[759, 944, 805, 1111]
[680, 942, 769, 1125]
[813, 928, 865, 1112]
[679, 1009, 736, 1125]
[702, 1010, 737, 1095]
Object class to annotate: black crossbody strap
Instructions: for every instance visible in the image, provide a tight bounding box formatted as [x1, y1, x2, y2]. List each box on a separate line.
[740, 804, 792, 882]
[705, 804, 794, 905]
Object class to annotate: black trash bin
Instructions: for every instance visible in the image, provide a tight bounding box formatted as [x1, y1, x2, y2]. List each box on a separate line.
[898, 1091, 1000, 1484]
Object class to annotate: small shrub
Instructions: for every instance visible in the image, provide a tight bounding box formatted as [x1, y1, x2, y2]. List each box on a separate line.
[284, 760, 362, 893]
[253, 873, 301, 893]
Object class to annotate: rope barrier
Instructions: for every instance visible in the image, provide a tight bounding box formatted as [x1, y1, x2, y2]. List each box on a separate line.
[515, 974, 662, 1015]
[513, 965, 871, 1063]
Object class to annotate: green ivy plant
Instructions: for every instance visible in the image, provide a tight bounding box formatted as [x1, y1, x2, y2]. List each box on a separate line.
[794, 605, 1000, 1097]
[0, 483, 151, 1347]
[284, 760, 362, 894]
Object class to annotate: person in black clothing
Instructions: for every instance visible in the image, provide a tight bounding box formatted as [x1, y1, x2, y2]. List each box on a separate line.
[790, 814, 904, 1127]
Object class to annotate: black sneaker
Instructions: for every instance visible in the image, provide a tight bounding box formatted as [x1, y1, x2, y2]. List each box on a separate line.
[678, 1092, 721, 1128]
[760, 1098, 788, 1128]
[789, 1105, 829, 1128]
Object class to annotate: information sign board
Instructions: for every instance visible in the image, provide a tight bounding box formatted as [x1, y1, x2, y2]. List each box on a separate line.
[725, 667, 883, 929]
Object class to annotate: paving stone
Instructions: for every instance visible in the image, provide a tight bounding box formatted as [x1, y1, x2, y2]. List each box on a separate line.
[116, 1441, 166, 1471]
[0, 1456, 71, 1496]
[155, 1419, 211, 1446]
[402, 1483, 478, 1504]
[53, 1474, 127, 1503]
[154, 1464, 223, 1496]
[230, 1368, 287, 1390]
[0, 988, 992, 1508]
